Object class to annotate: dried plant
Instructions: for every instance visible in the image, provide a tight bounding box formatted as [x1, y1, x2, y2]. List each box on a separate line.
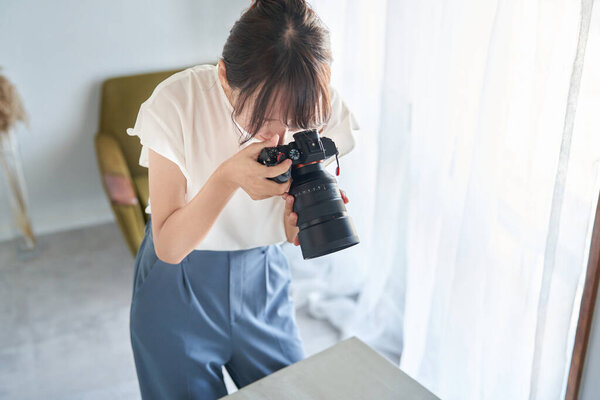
[0, 67, 29, 136]
[0, 67, 35, 250]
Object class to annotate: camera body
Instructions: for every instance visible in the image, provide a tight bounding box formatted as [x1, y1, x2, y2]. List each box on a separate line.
[257, 129, 359, 259]
[256, 129, 339, 183]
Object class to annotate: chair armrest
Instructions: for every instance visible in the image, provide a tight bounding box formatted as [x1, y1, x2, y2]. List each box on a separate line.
[95, 132, 138, 205]
[94, 132, 146, 257]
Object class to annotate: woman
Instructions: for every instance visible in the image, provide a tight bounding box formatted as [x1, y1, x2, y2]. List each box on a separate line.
[127, 0, 359, 398]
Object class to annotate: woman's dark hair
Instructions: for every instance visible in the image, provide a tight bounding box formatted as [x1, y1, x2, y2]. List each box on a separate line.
[221, 0, 332, 144]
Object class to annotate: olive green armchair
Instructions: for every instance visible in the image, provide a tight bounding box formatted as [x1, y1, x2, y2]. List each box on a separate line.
[94, 66, 191, 257]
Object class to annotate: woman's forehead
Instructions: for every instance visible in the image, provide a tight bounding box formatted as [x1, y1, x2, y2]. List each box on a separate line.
[253, 102, 293, 126]
[234, 80, 328, 132]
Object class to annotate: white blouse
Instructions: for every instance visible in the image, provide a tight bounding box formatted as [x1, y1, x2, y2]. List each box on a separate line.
[126, 63, 359, 251]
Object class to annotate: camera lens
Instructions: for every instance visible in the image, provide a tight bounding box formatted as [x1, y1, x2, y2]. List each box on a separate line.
[290, 162, 359, 259]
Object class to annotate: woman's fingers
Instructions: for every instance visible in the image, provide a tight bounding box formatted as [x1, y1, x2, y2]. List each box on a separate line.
[281, 195, 299, 244]
[288, 211, 297, 226]
[269, 179, 291, 196]
[247, 181, 289, 199]
[261, 158, 293, 178]
[284, 195, 295, 215]
[246, 135, 279, 158]
[253, 177, 289, 198]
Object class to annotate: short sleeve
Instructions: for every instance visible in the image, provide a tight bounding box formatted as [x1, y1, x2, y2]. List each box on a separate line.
[320, 85, 360, 168]
[126, 86, 191, 185]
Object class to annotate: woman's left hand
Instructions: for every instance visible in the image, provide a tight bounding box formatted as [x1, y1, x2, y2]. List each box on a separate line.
[282, 192, 300, 246]
[282, 188, 349, 246]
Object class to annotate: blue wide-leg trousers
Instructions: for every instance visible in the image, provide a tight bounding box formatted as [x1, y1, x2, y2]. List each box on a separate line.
[129, 216, 306, 399]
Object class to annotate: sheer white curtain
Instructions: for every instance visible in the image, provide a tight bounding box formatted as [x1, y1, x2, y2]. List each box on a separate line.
[283, 0, 600, 399]
[282, 0, 398, 360]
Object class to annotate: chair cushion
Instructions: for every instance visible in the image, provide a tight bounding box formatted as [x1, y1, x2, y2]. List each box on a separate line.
[103, 173, 138, 206]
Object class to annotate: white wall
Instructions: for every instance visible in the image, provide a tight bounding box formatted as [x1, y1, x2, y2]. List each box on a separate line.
[0, 0, 248, 241]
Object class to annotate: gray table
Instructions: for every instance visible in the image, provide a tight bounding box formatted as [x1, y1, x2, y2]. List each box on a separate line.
[219, 336, 440, 400]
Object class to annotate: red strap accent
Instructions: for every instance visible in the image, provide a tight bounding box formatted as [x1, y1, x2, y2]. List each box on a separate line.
[296, 160, 323, 168]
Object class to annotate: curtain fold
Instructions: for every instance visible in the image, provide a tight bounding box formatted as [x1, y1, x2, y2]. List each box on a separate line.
[282, 0, 600, 398]
[530, 1, 595, 398]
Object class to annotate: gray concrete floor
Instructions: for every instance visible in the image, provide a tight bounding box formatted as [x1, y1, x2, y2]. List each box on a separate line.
[0, 221, 339, 400]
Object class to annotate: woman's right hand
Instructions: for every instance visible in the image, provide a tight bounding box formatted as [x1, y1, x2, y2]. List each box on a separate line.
[217, 135, 293, 200]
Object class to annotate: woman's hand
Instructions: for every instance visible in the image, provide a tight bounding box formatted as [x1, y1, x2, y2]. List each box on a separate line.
[218, 135, 293, 200]
[282, 192, 300, 246]
[282, 188, 349, 246]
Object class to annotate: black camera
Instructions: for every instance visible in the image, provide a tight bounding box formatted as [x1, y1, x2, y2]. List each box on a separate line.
[257, 129, 359, 259]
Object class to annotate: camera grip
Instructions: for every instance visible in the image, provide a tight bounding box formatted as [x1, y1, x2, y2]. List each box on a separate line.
[257, 146, 292, 183]
[267, 168, 291, 183]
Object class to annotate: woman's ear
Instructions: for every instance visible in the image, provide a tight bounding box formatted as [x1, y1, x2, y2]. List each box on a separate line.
[218, 59, 232, 95]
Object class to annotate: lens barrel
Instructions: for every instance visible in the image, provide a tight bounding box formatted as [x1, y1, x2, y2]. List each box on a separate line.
[290, 162, 359, 259]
